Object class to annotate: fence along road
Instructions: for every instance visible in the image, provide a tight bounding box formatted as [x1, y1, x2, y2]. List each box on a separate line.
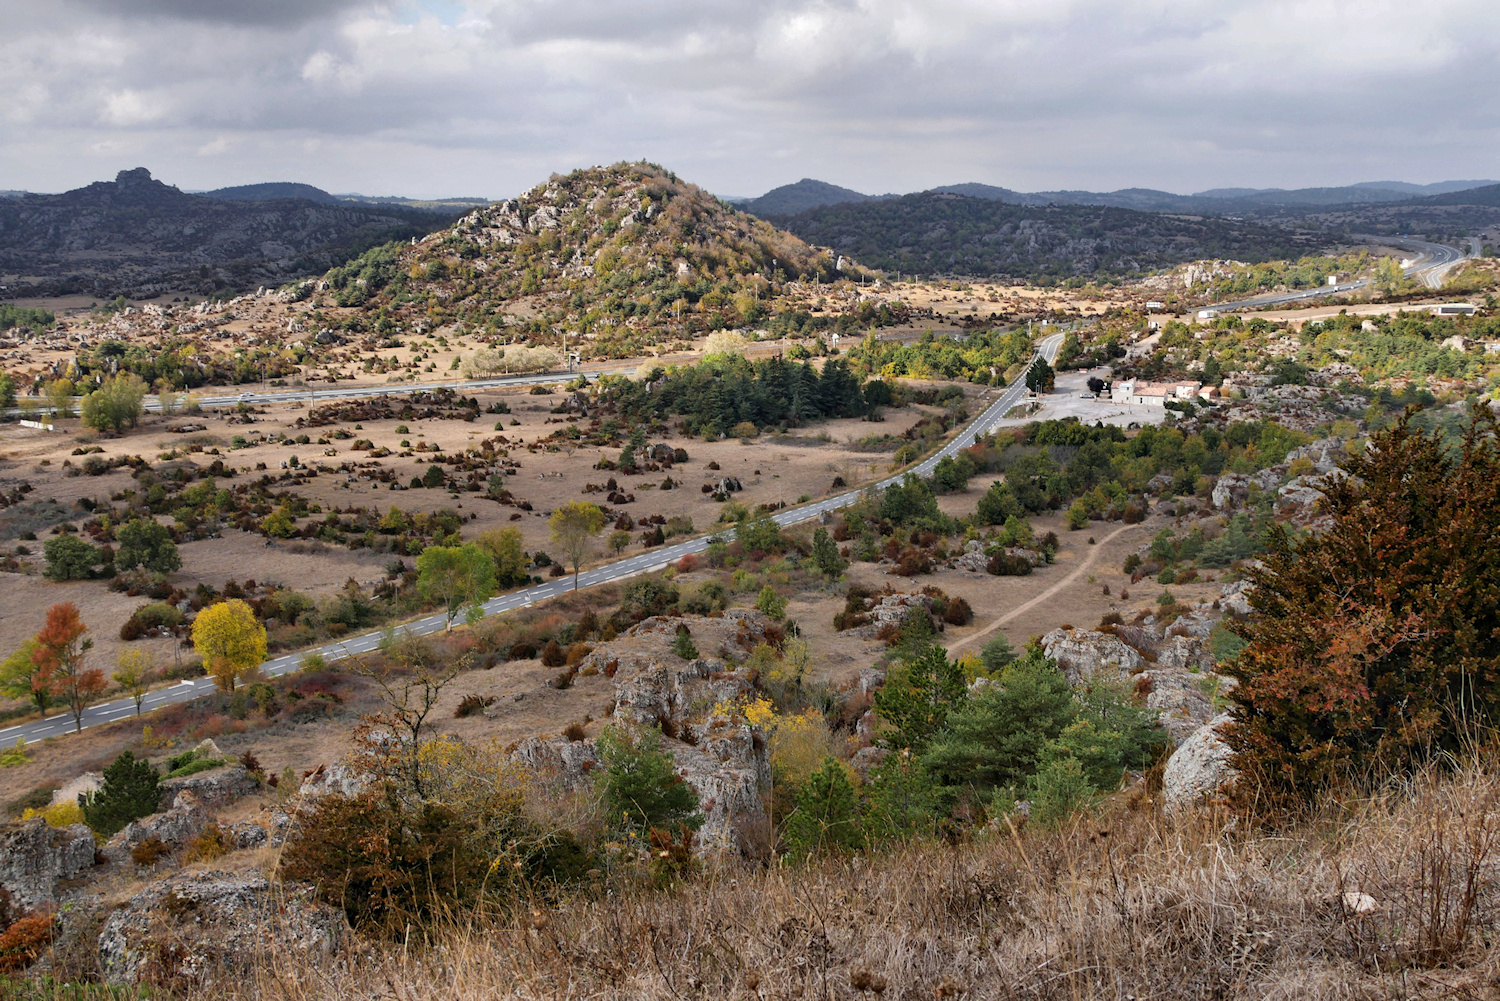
[0, 334, 1062, 744]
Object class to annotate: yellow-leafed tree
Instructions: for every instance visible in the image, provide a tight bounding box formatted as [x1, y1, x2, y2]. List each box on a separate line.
[548, 501, 605, 590]
[192, 599, 267, 691]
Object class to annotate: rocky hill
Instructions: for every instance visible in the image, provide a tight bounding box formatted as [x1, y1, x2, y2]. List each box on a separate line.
[0, 168, 455, 300]
[327, 162, 875, 349]
[767, 191, 1326, 281]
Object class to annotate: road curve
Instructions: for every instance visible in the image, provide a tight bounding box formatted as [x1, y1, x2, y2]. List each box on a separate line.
[0, 335, 1064, 744]
[1205, 235, 1474, 313]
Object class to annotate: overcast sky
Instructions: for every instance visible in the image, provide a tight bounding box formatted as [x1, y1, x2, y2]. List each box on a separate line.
[2, 0, 1497, 200]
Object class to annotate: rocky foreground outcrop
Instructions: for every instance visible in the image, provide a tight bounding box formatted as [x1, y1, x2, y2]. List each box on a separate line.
[505, 611, 780, 855]
[98, 871, 346, 987]
[1039, 587, 1247, 747]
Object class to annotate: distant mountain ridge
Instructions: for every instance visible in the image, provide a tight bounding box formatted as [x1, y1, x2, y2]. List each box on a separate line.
[0, 168, 457, 299]
[745, 177, 1500, 218]
[776, 192, 1323, 281]
[204, 182, 488, 213]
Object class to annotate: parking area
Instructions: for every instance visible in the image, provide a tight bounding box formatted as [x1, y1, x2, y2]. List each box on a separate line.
[993, 367, 1172, 429]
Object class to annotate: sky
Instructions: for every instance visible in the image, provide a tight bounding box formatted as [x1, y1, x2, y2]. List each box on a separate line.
[1, 0, 1497, 200]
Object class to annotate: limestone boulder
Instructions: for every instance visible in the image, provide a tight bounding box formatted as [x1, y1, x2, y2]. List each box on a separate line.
[1166, 609, 1216, 639]
[0, 819, 97, 912]
[297, 762, 370, 800]
[1211, 473, 1249, 510]
[1162, 715, 1238, 811]
[97, 871, 346, 987]
[1285, 437, 1346, 475]
[1139, 670, 1220, 745]
[1154, 634, 1213, 672]
[1220, 580, 1254, 617]
[1040, 628, 1143, 685]
[848, 746, 890, 780]
[1252, 467, 1285, 491]
[1112, 623, 1160, 655]
[508, 735, 602, 790]
[48, 772, 102, 809]
[1146, 471, 1176, 496]
[1274, 474, 1332, 525]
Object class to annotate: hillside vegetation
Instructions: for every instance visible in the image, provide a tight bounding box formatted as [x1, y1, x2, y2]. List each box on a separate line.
[770, 192, 1325, 283]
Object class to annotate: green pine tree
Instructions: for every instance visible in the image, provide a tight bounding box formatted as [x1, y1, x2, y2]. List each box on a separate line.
[872, 643, 967, 752]
[782, 757, 863, 859]
[81, 750, 160, 837]
[596, 726, 702, 835]
[671, 625, 699, 660]
[811, 527, 847, 580]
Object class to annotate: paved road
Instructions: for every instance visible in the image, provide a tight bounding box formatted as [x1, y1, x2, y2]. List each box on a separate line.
[0, 335, 1063, 744]
[1205, 235, 1474, 312]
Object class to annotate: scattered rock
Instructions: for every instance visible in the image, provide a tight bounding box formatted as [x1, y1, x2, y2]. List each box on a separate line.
[106, 791, 211, 862]
[97, 871, 347, 987]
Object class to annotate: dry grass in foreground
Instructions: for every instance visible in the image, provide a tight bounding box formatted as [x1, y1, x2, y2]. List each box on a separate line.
[217, 760, 1500, 1000]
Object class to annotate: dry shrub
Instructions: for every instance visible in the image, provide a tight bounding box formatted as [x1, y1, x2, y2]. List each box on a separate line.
[541, 640, 566, 668]
[454, 694, 495, 719]
[130, 836, 172, 867]
[942, 597, 973, 626]
[225, 757, 1500, 1000]
[561, 724, 587, 742]
[0, 912, 54, 972]
[183, 822, 232, 864]
[564, 642, 592, 667]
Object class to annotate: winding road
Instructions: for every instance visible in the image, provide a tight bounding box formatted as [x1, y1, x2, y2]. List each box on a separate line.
[0, 335, 1064, 744]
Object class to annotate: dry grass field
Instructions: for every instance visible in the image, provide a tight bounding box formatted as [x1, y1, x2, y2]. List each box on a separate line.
[202, 753, 1500, 1000]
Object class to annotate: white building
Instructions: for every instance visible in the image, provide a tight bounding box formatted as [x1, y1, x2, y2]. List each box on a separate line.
[1111, 378, 1210, 406]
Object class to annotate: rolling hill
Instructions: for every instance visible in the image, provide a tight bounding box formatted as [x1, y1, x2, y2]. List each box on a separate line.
[0, 168, 456, 300]
[740, 178, 894, 217]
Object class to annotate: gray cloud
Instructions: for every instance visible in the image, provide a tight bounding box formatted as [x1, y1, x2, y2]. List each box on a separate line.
[0, 0, 1497, 200]
[71, 0, 364, 26]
